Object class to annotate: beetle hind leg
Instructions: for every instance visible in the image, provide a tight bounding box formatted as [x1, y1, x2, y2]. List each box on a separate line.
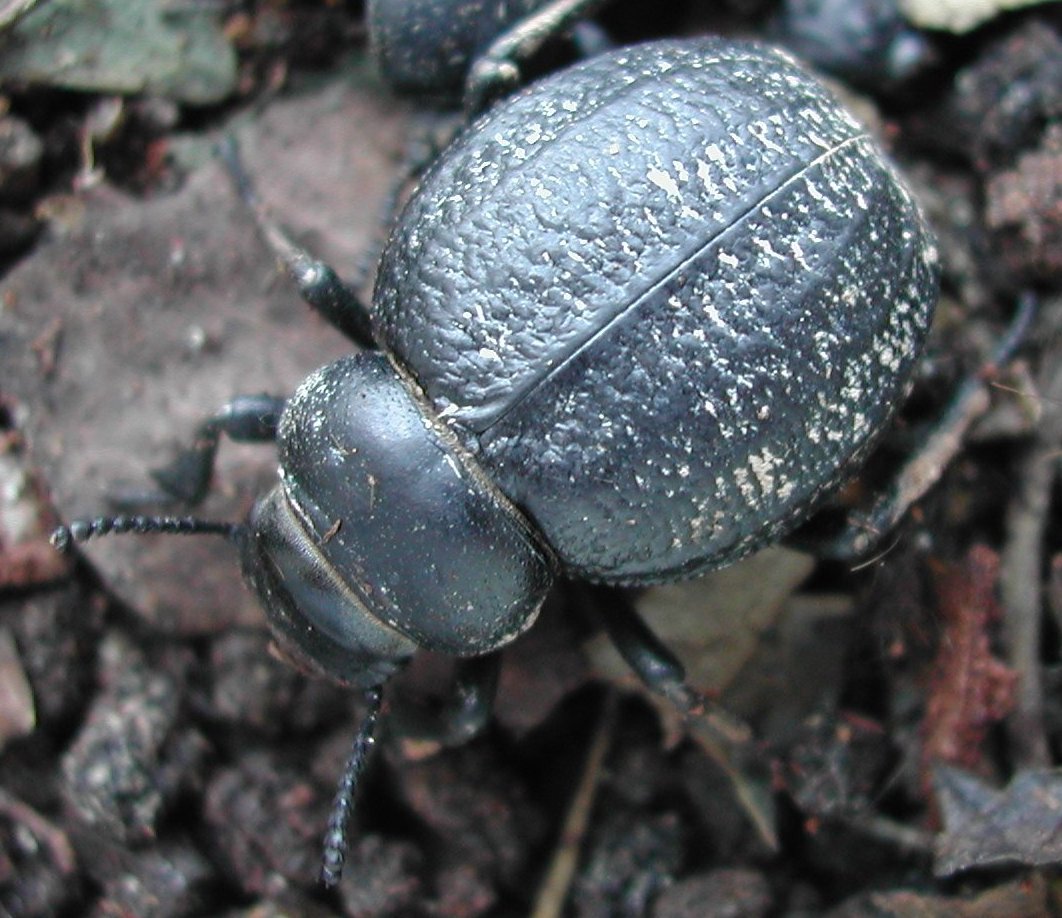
[464, 0, 614, 116]
[599, 591, 705, 716]
[790, 292, 1038, 563]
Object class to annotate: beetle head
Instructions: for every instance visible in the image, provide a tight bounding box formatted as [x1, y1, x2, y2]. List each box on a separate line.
[237, 482, 417, 688]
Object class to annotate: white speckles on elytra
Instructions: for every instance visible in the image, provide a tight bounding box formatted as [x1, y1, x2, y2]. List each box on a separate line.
[747, 119, 787, 155]
[878, 345, 900, 371]
[749, 448, 781, 494]
[753, 237, 787, 262]
[646, 165, 681, 199]
[733, 467, 755, 502]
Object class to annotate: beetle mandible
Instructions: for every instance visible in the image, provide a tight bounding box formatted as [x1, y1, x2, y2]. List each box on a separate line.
[53, 37, 940, 885]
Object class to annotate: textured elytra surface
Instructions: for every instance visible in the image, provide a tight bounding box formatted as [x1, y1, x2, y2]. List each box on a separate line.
[374, 38, 939, 582]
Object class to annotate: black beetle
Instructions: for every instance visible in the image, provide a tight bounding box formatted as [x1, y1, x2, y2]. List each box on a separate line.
[368, 0, 615, 112]
[53, 37, 939, 886]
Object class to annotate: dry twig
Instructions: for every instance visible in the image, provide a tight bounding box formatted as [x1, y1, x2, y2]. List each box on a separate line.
[1000, 297, 1062, 767]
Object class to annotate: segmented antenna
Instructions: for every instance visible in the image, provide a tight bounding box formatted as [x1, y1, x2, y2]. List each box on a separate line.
[50, 515, 243, 552]
[320, 685, 384, 888]
[51, 512, 385, 888]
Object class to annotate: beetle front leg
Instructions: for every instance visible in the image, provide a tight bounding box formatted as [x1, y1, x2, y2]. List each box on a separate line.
[148, 394, 287, 505]
[216, 136, 376, 350]
[464, 0, 613, 115]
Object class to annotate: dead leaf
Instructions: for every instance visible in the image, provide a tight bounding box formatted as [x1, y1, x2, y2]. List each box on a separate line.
[827, 871, 1051, 917]
[934, 765, 1062, 876]
[0, 626, 35, 748]
[921, 545, 1017, 795]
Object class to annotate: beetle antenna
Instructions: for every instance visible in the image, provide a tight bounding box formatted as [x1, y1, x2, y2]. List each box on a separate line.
[320, 684, 384, 889]
[50, 515, 244, 552]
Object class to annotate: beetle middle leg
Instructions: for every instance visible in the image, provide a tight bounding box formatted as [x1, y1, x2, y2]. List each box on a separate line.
[464, 0, 615, 115]
[345, 111, 463, 299]
[216, 136, 376, 350]
[140, 135, 409, 507]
